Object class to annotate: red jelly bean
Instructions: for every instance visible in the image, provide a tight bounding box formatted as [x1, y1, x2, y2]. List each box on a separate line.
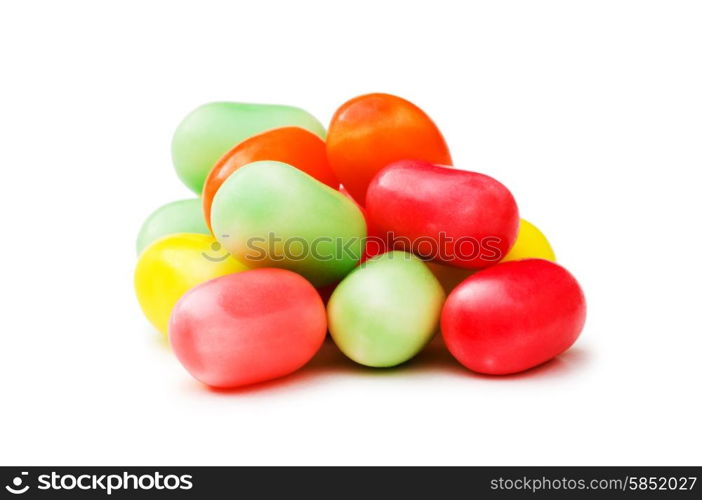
[327, 93, 452, 205]
[441, 259, 586, 375]
[169, 269, 327, 388]
[366, 160, 519, 269]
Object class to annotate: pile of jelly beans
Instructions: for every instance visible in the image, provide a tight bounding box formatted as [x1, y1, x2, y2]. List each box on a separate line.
[135, 93, 586, 388]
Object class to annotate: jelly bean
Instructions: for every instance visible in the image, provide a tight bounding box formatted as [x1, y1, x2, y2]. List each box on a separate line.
[366, 160, 519, 269]
[210, 161, 366, 287]
[202, 126, 338, 230]
[339, 185, 388, 261]
[134, 233, 248, 335]
[327, 93, 452, 204]
[136, 199, 210, 254]
[441, 259, 586, 375]
[501, 218, 556, 262]
[172, 102, 326, 193]
[328, 251, 445, 367]
[170, 269, 327, 388]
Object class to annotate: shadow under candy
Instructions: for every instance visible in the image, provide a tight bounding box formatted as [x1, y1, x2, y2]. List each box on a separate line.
[188, 334, 592, 396]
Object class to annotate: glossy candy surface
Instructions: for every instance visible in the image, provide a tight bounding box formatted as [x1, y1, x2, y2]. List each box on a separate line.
[328, 251, 445, 367]
[170, 269, 327, 388]
[210, 161, 366, 287]
[366, 160, 519, 269]
[134, 233, 248, 335]
[172, 102, 326, 193]
[441, 259, 586, 375]
[327, 93, 451, 204]
[501, 219, 556, 262]
[202, 126, 338, 230]
[136, 199, 210, 255]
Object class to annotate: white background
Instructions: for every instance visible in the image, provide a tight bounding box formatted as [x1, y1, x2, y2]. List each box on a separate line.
[1, 1, 700, 466]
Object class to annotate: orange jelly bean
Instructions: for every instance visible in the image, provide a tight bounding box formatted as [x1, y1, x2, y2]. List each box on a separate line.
[327, 93, 452, 204]
[202, 126, 338, 229]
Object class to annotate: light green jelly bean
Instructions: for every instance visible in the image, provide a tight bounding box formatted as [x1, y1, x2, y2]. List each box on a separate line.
[210, 161, 366, 287]
[136, 199, 210, 254]
[328, 251, 446, 368]
[172, 102, 326, 194]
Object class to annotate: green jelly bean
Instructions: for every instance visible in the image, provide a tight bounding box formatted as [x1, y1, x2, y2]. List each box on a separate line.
[328, 251, 445, 367]
[137, 198, 210, 255]
[172, 102, 326, 193]
[210, 161, 366, 287]
[136, 199, 210, 254]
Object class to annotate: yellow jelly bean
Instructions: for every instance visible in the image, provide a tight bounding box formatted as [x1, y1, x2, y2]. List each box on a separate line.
[501, 219, 556, 263]
[134, 233, 248, 335]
